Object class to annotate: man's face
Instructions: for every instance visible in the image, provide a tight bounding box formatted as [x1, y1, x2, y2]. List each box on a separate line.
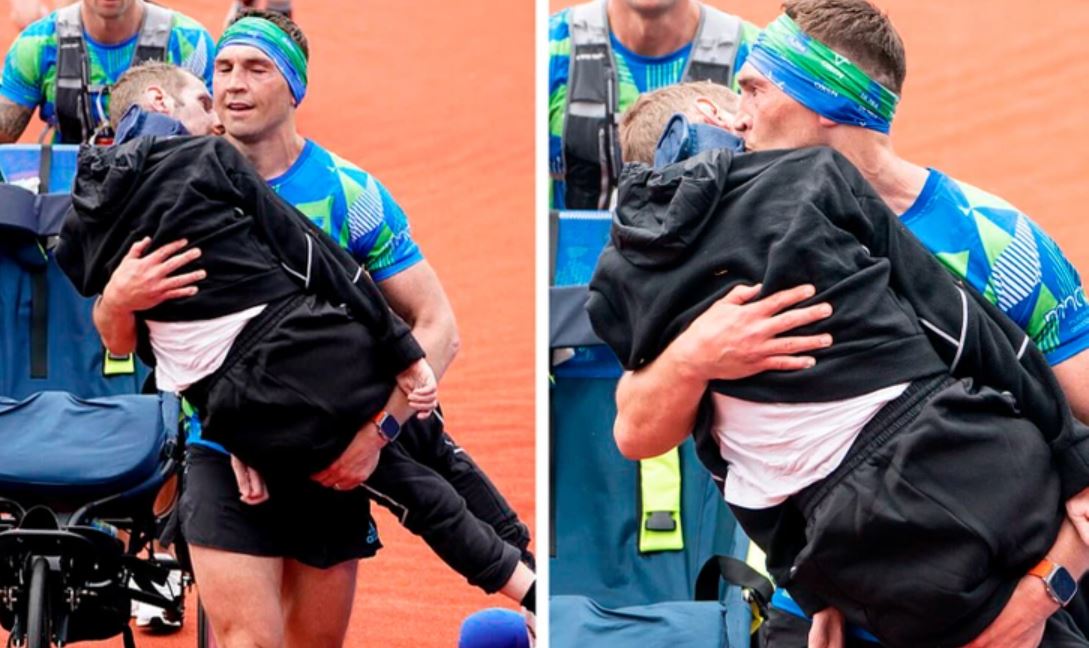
[213, 45, 296, 143]
[170, 73, 222, 136]
[83, 0, 136, 20]
[733, 63, 824, 151]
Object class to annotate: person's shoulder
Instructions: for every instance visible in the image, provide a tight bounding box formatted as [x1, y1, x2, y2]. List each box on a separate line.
[301, 143, 390, 210]
[945, 174, 1021, 213]
[739, 19, 760, 43]
[549, 7, 572, 43]
[7, 11, 58, 51]
[322, 147, 377, 190]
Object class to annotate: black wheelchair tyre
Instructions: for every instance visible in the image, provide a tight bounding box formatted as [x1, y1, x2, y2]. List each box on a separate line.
[26, 556, 49, 648]
[197, 599, 217, 648]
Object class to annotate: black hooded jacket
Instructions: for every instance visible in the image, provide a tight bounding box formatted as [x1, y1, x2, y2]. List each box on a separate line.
[587, 146, 1089, 503]
[56, 136, 423, 372]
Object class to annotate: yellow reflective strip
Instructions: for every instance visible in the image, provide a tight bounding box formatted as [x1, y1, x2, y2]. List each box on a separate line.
[102, 351, 135, 376]
[638, 448, 684, 552]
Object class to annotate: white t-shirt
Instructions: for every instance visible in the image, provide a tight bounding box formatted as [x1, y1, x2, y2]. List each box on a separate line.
[146, 304, 267, 393]
[711, 382, 909, 508]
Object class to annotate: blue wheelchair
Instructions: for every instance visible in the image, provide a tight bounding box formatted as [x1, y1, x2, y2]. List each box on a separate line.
[0, 146, 196, 647]
[0, 392, 185, 648]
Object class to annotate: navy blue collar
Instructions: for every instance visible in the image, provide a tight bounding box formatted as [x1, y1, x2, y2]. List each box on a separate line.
[114, 105, 190, 144]
[654, 113, 745, 168]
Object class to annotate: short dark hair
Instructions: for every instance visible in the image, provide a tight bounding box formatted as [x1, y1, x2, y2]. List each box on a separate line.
[108, 61, 192, 129]
[231, 8, 310, 61]
[783, 0, 906, 94]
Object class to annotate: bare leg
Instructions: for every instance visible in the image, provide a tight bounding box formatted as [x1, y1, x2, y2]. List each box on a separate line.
[189, 544, 285, 648]
[281, 558, 358, 648]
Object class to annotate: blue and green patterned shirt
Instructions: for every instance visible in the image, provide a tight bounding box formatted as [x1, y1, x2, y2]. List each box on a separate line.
[0, 9, 215, 133]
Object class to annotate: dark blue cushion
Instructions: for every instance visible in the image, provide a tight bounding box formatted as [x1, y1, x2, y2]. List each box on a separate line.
[0, 391, 174, 498]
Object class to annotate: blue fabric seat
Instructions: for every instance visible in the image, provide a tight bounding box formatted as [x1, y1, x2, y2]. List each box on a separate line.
[0, 391, 174, 499]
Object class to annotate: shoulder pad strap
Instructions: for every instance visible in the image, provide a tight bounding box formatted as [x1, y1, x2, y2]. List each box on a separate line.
[684, 6, 742, 85]
[134, 4, 173, 64]
[54, 3, 82, 38]
[54, 3, 90, 143]
[568, 0, 608, 47]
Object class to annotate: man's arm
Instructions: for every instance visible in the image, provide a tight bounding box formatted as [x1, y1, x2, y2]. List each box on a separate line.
[310, 260, 459, 489]
[0, 97, 33, 143]
[613, 283, 833, 460]
[376, 260, 460, 379]
[965, 510, 1089, 648]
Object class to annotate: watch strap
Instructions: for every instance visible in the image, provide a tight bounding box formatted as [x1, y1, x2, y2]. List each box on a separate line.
[1028, 558, 1056, 582]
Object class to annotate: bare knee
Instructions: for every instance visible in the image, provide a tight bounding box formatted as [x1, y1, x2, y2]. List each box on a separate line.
[189, 545, 286, 648]
[215, 619, 284, 648]
[282, 559, 357, 648]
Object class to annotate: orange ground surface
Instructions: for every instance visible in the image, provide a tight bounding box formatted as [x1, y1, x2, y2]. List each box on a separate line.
[0, 1, 534, 646]
[552, 0, 1089, 273]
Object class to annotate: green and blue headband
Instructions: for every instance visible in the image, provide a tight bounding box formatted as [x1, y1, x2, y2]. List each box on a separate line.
[748, 14, 900, 133]
[217, 16, 309, 105]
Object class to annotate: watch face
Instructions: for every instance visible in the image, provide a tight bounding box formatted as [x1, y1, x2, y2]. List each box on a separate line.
[1051, 566, 1078, 605]
[378, 414, 401, 442]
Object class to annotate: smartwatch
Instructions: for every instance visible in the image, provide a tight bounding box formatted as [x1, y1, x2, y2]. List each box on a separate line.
[1029, 558, 1078, 607]
[373, 411, 401, 444]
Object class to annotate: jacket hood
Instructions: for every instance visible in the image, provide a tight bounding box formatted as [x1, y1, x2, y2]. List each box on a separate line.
[612, 148, 734, 268]
[653, 113, 745, 169]
[71, 138, 155, 223]
[114, 105, 190, 144]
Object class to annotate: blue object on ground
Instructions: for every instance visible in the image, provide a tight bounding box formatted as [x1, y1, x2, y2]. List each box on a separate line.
[458, 608, 530, 648]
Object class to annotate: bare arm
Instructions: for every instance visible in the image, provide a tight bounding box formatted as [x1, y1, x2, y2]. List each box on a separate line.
[965, 514, 1089, 648]
[376, 260, 460, 380]
[91, 238, 205, 355]
[614, 283, 833, 460]
[0, 97, 34, 144]
[310, 260, 460, 488]
[1053, 350, 1089, 425]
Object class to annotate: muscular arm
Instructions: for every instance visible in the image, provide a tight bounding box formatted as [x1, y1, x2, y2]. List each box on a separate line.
[311, 260, 459, 488]
[613, 283, 833, 460]
[370, 260, 460, 423]
[376, 260, 460, 380]
[0, 97, 33, 143]
[1053, 350, 1089, 425]
[93, 294, 139, 355]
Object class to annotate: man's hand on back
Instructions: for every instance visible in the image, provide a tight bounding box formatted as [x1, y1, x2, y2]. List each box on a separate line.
[670, 283, 833, 382]
[100, 237, 205, 314]
[613, 283, 834, 459]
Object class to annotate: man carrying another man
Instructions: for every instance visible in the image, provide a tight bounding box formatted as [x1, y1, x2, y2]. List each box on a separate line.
[92, 11, 533, 647]
[613, 1, 1089, 646]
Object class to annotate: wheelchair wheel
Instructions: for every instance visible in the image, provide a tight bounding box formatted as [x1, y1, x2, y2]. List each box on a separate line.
[25, 556, 49, 648]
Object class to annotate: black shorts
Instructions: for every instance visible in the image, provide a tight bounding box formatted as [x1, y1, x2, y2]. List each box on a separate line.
[178, 445, 381, 570]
